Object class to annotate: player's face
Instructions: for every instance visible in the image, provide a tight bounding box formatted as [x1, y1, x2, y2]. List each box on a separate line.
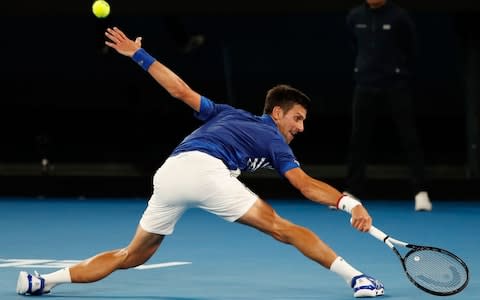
[274, 104, 307, 144]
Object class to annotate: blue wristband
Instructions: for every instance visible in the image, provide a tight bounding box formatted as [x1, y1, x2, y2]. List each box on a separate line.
[131, 48, 156, 71]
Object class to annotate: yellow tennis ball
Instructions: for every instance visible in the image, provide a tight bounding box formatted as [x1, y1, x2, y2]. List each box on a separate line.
[92, 0, 110, 18]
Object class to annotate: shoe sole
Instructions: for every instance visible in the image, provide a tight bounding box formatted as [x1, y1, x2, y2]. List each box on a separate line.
[415, 204, 432, 211]
[354, 288, 385, 298]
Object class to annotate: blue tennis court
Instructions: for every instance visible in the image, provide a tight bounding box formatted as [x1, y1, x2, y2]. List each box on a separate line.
[0, 197, 478, 299]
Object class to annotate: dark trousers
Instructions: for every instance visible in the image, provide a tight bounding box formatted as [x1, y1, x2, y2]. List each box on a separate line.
[345, 85, 427, 197]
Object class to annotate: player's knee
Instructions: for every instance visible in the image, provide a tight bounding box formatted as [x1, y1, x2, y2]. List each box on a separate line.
[116, 247, 149, 269]
[269, 217, 294, 244]
[114, 248, 130, 268]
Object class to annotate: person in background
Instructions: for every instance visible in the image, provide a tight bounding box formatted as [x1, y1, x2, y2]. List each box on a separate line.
[345, 0, 432, 211]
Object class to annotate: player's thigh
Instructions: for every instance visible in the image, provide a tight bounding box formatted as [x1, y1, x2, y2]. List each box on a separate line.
[122, 225, 165, 267]
[236, 198, 288, 234]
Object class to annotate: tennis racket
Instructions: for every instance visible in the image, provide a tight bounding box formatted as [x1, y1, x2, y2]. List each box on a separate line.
[369, 224, 469, 296]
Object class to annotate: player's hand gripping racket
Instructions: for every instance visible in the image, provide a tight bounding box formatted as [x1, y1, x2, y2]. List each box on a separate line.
[368, 224, 469, 296]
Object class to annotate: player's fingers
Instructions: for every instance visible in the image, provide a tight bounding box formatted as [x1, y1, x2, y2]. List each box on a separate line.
[105, 32, 119, 44]
[352, 220, 363, 231]
[104, 41, 116, 49]
[361, 220, 372, 232]
[105, 28, 118, 39]
[112, 27, 125, 37]
[357, 223, 368, 232]
[107, 28, 127, 44]
[104, 39, 117, 46]
[115, 27, 128, 40]
[118, 29, 128, 40]
[352, 217, 370, 232]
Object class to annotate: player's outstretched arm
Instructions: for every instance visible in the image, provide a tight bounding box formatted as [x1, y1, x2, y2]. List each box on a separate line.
[284, 167, 372, 232]
[104, 26, 201, 112]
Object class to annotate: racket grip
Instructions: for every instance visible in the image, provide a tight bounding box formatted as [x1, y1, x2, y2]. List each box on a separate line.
[368, 225, 388, 242]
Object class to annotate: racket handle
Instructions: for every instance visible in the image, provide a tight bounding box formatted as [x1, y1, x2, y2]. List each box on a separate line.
[349, 218, 390, 244]
[368, 225, 388, 242]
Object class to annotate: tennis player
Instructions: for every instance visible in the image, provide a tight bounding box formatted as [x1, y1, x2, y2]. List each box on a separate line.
[16, 26, 384, 298]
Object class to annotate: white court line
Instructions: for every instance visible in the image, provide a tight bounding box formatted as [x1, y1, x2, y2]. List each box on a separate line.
[134, 262, 192, 269]
[0, 259, 191, 269]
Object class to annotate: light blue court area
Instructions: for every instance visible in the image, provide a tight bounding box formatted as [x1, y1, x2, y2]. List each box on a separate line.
[0, 197, 478, 299]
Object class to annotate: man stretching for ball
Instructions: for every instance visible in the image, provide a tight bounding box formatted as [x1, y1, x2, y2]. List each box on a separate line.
[16, 26, 384, 298]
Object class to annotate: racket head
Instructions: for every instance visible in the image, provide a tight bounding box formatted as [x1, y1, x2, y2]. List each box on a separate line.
[402, 246, 469, 296]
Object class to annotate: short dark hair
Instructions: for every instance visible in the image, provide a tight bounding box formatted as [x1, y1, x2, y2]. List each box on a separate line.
[263, 84, 311, 114]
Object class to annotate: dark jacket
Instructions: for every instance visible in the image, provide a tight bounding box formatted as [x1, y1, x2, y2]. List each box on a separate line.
[346, 1, 418, 88]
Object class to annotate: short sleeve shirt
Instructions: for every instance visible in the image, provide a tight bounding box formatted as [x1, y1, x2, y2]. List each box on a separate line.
[171, 96, 300, 176]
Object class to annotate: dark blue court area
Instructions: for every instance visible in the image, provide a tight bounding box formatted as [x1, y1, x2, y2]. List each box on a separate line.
[0, 197, 478, 299]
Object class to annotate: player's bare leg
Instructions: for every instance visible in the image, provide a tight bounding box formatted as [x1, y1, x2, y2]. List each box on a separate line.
[237, 198, 384, 297]
[17, 225, 165, 295]
[237, 198, 337, 267]
[69, 225, 164, 282]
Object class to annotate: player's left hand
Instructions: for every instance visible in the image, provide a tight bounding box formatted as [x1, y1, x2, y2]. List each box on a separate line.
[350, 205, 372, 232]
[105, 27, 142, 57]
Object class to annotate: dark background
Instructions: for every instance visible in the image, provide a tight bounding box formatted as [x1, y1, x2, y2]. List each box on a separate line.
[1, 1, 479, 199]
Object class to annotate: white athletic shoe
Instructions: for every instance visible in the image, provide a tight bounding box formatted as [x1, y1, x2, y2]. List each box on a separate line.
[351, 274, 384, 298]
[415, 191, 432, 212]
[16, 271, 50, 295]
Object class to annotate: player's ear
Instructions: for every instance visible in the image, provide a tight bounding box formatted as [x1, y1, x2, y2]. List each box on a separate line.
[271, 106, 283, 121]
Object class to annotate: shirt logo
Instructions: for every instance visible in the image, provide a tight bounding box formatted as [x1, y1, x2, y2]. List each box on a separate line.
[383, 24, 391, 30]
[247, 157, 271, 172]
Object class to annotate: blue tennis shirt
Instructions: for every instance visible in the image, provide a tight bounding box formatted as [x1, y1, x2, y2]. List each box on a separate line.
[171, 96, 300, 176]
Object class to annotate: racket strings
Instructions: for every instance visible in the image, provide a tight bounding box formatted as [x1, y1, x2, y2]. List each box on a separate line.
[404, 249, 468, 294]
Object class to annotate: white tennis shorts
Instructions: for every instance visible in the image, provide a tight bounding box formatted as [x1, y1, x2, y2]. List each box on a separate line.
[139, 151, 258, 235]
